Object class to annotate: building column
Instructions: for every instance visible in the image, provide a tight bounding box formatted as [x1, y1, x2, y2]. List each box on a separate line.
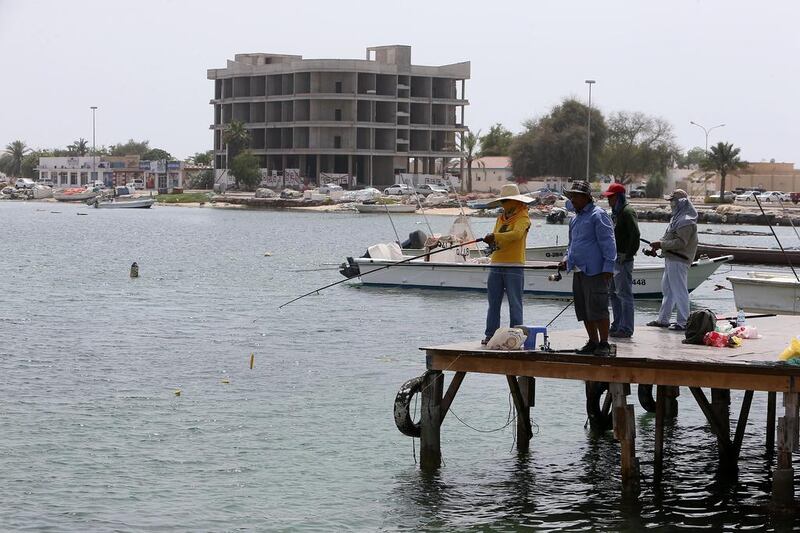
[316, 154, 321, 183]
[347, 155, 353, 186]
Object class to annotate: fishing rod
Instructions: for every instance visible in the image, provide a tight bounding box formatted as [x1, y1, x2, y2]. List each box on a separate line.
[775, 197, 800, 243]
[640, 238, 690, 261]
[382, 202, 401, 244]
[278, 238, 483, 308]
[753, 195, 800, 282]
[402, 175, 434, 235]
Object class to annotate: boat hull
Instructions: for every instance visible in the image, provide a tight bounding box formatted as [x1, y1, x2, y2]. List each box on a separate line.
[94, 198, 155, 209]
[54, 189, 98, 201]
[697, 243, 800, 265]
[727, 273, 800, 314]
[354, 203, 417, 213]
[351, 255, 732, 299]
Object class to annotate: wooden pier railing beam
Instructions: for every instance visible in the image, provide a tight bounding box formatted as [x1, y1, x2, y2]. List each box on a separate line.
[732, 390, 754, 463]
[772, 392, 798, 507]
[507, 376, 535, 452]
[610, 382, 639, 492]
[420, 370, 444, 471]
[439, 371, 466, 425]
[766, 391, 777, 455]
[690, 387, 736, 469]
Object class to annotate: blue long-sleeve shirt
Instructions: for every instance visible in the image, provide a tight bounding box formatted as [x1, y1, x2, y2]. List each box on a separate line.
[565, 202, 617, 276]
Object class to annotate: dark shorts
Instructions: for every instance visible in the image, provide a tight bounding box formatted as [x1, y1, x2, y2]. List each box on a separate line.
[573, 272, 610, 322]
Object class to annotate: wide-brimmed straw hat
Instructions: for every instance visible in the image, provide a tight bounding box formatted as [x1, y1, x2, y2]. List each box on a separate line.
[486, 184, 535, 208]
[564, 180, 593, 197]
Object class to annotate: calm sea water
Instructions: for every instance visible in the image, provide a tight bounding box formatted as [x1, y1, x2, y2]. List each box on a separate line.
[2, 201, 800, 531]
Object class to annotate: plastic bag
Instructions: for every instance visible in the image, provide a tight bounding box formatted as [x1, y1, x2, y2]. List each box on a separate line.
[704, 331, 729, 348]
[486, 328, 526, 350]
[715, 322, 733, 334]
[779, 337, 800, 361]
[732, 325, 761, 339]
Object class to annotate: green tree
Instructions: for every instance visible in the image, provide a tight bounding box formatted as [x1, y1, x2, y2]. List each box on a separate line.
[229, 151, 261, 190]
[701, 142, 748, 198]
[223, 121, 250, 165]
[4, 140, 31, 176]
[509, 98, 607, 180]
[68, 138, 89, 156]
[457, 130, 480, 192]
[600, 111, 679, 184]
[109, 139, 151, 156]
[645, 173, 665, 198]
[189, 150, 213, 166]
[187, 169, 214, 189]
[479, 123, 513, 156]
[676, 146, 707, 168]
[143, 148, 172, 161]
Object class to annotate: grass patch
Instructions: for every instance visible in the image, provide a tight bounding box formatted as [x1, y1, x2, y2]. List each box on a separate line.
[156, 192, 213, 204]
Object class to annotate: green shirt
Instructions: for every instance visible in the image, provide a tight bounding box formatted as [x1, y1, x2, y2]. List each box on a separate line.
[613, 204, 640, 260]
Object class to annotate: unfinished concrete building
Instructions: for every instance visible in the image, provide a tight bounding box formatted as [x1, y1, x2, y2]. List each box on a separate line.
[207, 45, 470, 186]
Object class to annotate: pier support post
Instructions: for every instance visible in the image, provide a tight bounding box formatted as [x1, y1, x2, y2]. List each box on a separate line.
[610, 383, 639, 491]
[420, 370, 443, 471]
[507, 376, 535, 452]
[663, 386, 680, 418]
[772, 392, 798, 507]
[654, 385, 666, 479]
[767, 391, 777, 455]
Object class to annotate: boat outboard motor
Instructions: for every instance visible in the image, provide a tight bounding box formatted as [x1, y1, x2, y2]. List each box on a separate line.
[339, 257, 360, 279]
[400, 229, 428, 250]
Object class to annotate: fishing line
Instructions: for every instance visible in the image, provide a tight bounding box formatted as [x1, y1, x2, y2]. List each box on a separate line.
[382, 202, 401, 243]
[753, 195, 800, 282]
[775, 197, 800, 244]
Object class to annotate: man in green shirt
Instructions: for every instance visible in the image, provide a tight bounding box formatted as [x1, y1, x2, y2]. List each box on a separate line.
[602, 183, 640, 338]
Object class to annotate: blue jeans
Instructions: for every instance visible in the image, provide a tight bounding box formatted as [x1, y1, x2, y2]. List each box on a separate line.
[609, 259, 635, 335]
[485, 267, 524, 339]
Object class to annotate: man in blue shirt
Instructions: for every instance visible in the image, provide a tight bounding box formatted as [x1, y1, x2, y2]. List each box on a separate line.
[558, 180, 617, 356]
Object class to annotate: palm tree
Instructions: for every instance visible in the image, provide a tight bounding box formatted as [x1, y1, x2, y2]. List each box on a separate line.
[458, 130, 480, 193]
[4, 140, 31, 177]
[222, 121, 250, 166]
[701, 142, 748, 199]
[68, 138, 89, 156]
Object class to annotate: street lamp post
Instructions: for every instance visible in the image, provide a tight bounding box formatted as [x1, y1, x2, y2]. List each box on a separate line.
[90, 106, 98, 186]
[689, 121, 725, 196]
[585, 80, 595, 181]
[689, 121, 725, 152]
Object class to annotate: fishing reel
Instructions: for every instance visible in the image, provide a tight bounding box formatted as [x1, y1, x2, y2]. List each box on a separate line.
[643, 247, 659, 258]
[548, 271, 562, 282]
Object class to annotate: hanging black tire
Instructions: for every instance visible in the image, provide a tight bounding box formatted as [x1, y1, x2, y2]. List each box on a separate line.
[394, 374, 424, 437]
[585, 381, 613, 432]
[637, 384, 657, 413]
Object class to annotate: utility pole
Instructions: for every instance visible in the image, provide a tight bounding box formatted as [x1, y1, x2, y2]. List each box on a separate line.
[584, 80, 595, 181]
[90, 106, 98, 185]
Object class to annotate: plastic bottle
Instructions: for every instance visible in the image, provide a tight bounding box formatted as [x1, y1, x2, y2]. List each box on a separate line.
[736, 309, 746, 327]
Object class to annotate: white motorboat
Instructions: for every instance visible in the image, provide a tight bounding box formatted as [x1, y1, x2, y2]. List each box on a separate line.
[727, 272, 800, 314]
[354, 203, 417, 214]
[54, 187, 99, 202]
[341, 244, 733, 299]
[92, 197, 155, 209]
[32, 185, 53, 199]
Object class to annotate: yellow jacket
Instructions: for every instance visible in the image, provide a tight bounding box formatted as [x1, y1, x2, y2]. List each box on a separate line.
[491, 209, 531, 264]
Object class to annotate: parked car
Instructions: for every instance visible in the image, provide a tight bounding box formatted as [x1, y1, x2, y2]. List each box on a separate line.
[38, 177, 54, 187]
[705, 191, 735, 203]
[415, 184, 449, 196]
[758, 191, 790, 202]
[14, 178, 35, 189]
[629, 186, 647, 198]
[132, 178, 145, 188]
[735, 191, 759, 202]
[383, 183, 415, 195]
[318, 183, 343, 195]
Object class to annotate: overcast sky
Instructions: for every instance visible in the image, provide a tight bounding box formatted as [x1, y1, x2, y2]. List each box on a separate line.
[1, 0, 798, 163]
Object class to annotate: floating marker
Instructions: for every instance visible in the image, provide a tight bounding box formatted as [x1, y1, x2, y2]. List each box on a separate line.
[221, 378, 230, 384]
[250, 353, 255, 369]
[264, 252, 272, 257]
[130, 262, 139, 278]
[174, 389, 181, 396]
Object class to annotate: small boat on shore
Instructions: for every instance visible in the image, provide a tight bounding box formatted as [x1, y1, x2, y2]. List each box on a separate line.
[727, 272, 800, 314]
[354, 203, 417, 214]
[92, 197, 155, 209]
[696, 243, 800, 265]
[54, 187, 98, 202]
[32, 185, 53, 199]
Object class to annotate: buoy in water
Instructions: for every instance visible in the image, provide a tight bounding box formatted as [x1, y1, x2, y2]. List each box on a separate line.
[221, 378, 230, 384]
[264, 252, 272, 257]
[174, 389, 181, 396]
[130, 262, 139, 278]
[249, 353, 254, 369]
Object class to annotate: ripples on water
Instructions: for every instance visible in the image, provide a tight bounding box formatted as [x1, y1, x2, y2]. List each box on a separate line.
[1, 202, 799, 531]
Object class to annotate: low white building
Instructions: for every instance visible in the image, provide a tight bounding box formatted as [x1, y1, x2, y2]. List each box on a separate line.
[38, 156, 185, 190]
[465, 156, 513, 192]
[37, 156, 114, 187]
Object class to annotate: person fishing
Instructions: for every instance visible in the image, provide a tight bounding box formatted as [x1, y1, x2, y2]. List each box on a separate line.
[482, 184, 533, 345]
[602, 183, 640, 338]
[646, 189, 698, 331]
[557, 180, 617, 356]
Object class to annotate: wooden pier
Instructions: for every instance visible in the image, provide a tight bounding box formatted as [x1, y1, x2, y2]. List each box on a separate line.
[401, 315, 800, 506]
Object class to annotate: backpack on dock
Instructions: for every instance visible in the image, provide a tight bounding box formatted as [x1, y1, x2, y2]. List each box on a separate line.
[682, 309, 717, 345]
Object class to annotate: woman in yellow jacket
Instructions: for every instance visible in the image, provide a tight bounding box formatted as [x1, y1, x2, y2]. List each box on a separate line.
[482, 184, 534, 344]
